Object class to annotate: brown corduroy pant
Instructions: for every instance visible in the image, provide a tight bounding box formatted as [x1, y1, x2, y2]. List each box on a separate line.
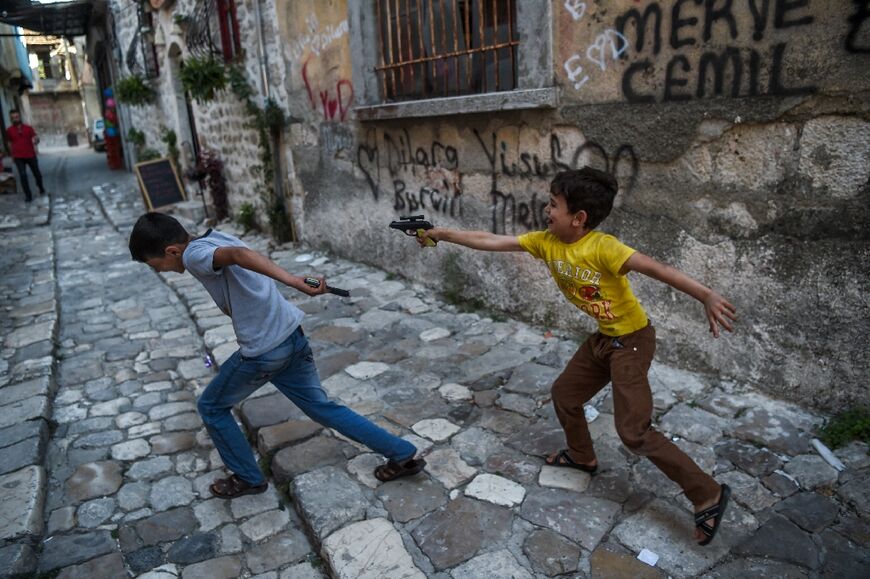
[551, 323, 720, 506]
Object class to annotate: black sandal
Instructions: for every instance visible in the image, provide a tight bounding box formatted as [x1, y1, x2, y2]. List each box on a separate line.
[695, 484, 731, 546]
[374, 457, 427, 482]
[210, 474, 268, 499]
[544, 449, 598, 474]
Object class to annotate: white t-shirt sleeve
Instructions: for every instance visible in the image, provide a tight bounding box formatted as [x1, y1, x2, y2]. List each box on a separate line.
[183, 241, 222, 278]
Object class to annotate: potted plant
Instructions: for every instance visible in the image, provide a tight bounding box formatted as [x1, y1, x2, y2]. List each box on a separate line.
[179, 56, 227, 103]
[115, 75, 155, 106]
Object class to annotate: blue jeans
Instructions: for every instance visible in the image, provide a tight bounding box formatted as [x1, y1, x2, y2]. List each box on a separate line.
[197, 327, 416, 485]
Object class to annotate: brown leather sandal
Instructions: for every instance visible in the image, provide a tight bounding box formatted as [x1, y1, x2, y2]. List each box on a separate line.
[210, 474, 268, 499]
[545, 449, 598, 474]
[374, 457, 427, 482]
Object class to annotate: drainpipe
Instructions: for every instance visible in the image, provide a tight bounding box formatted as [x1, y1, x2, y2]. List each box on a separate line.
[250, 0, 269, 99]
[251, 0, 295, 240]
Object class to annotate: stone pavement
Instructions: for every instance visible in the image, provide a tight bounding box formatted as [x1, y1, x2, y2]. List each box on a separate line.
[0, 149, 867, 578]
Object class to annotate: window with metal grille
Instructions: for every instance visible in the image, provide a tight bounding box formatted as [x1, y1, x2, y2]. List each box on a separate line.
[141, 11, 159, 79]
[186, 0, 241, 62]
[123, 5, 159, 79]
[375, 0, 518, 102]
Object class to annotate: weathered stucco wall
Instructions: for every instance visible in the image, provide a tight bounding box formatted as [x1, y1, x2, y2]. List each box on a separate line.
[275, 0, 355, 239]
[281, 0, 870, 412]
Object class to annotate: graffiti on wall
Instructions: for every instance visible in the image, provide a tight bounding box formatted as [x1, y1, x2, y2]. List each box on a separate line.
[320, 123, 354, 154]
[475, 129, 638, 234]
[356, 127, 638, 235]
[286, 17, 350, 62]
[560, 0, 828, 102]
[282, 8, 355, 122]
[357, 128, 463, 217]
[615, 0, 817, 102]
[302, 57, 355, 122]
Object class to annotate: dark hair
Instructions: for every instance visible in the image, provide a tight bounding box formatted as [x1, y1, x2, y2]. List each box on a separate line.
[550, 167, 619, 229]
[9, 109, 19, 115]
[129, 212, 189, 262]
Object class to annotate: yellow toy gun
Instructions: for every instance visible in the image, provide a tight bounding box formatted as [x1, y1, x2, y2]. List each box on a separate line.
[389, 215, 437, 247]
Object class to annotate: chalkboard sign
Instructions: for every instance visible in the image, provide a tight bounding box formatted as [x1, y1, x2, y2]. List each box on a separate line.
[134, 158, 186, 210]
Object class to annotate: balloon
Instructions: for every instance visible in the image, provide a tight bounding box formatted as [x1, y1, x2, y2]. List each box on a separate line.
[105, 98, 116, 108]
[106, 127, 118, 137]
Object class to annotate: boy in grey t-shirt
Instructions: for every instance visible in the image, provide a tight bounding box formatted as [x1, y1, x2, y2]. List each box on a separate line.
[130, 213, 425, 498]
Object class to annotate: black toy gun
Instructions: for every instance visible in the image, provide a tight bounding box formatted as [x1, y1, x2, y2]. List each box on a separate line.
[389, 215, 437, 247]
[303, 277, 350, 297]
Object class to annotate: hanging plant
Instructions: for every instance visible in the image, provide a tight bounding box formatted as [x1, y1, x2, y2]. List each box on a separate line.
[260, 99, 287, 134]
[160, 128, 180, 167]
[236, 201, 257, 232]
[115, 75, 155, 106]
[226, 63, 295, 242]
[179, 56, 227, 103]
[126, 128, 146, 148]
[227, 65, 254, 102]
[139, 148, 161, 161]
[198, 150, 229, 221]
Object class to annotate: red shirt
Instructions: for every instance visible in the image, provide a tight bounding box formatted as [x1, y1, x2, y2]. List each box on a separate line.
[6, 124, 37, 158]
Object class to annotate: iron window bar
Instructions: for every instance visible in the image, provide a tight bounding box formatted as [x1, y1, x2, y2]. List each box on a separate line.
[185, 0, 224, 59]
[375, 0, 518, 102]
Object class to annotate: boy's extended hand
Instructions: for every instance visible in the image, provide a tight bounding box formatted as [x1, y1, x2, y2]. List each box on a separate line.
[297, 276, 329, 296]
[703, 290, 737, 338]
[414, 227, 522, 252]
[622, 252, 737, 338]
[416, 228, 439, 247]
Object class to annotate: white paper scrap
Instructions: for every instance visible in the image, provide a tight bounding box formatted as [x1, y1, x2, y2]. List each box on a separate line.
[584, 405, 599, 422]
[637, 548, 659, 567]
[811, 438, 846, 472]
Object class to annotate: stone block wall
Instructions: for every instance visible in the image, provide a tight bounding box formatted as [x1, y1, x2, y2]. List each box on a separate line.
[109, 0, 277, 221]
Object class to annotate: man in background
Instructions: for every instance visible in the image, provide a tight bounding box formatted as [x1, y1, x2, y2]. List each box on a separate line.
[6, 109, 45, 202]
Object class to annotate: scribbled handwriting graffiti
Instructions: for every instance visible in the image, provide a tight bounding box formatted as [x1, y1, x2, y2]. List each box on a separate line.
[565, 0, 587, 22]
[321, 123, 354, 154]
[287, 17, 350, 62]
[356, 129, 638, 235]
[302, 58, 354, 121]
[490, 190, 550, 236]
[586, 29, 630, 71]
[474, 130, 638, 234]
[356, 129, 461, 216]
[563, 25, 630, 93]
[615, 0, 817, 102]
[381, 130, 459, 177]
[393, 179, 462, 217]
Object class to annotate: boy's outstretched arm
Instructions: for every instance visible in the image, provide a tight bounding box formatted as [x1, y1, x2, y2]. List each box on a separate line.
[419, 227, 522, 252]
[620, 252, 737, 338]
[212, 247, 327, 296]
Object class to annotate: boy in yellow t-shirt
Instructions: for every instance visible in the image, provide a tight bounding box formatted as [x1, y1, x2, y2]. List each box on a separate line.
[414, 167, 737, 546]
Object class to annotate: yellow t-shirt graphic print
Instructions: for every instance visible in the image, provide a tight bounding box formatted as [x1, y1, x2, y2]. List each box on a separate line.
[518, 230, 649, 336]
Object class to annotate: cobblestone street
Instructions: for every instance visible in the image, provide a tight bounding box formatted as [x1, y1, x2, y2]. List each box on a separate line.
[0, 148, 867, 578]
